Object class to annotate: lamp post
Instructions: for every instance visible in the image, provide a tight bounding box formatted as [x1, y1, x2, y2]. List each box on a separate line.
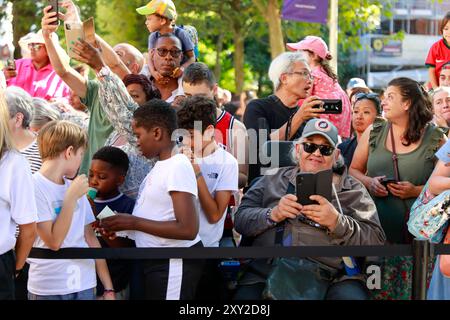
[329, 0, 338, 75]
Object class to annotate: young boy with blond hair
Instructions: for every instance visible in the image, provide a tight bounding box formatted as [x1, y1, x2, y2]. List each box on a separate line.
[27, 120, 115, 300]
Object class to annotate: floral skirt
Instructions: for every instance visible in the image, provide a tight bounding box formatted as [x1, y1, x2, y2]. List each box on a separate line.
[371, 256, 435, 300]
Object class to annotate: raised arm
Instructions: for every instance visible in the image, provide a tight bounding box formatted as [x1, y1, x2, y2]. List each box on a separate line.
[95, 35, 131, 80]
[70, 40, 140, 148]
[41, 6, 87, 98]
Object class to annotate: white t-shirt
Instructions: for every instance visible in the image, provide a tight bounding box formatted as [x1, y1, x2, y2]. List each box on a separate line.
[196, 148, 239, 247]
[133, 154, 200, 248]
[0, 151, 37, 255]
[166, 77, 184, 104]
[27, 172, 96, 296]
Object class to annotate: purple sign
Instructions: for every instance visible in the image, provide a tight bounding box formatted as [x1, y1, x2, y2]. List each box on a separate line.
[282, 0, 329, 24]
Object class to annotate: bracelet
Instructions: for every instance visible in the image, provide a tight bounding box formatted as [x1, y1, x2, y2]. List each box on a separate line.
[103, 289, 115, 294]
[266, 208, 277, 226]
[195, 171, 203, 179]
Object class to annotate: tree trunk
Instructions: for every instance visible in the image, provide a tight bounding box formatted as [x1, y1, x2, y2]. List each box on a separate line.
[11, 1, 37, 59]
[266, 0, 285, 59]
[233, 32, 245, 96]
[214, 32, 224, 81]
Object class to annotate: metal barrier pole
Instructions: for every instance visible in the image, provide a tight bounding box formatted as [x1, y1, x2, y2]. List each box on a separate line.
[412, 239, 430, 300]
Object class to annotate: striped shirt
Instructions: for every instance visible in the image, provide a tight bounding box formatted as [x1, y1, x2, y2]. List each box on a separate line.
[20, 140, 42, 174]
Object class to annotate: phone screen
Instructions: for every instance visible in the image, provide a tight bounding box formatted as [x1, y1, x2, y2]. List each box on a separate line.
[296, 173, 317, 205]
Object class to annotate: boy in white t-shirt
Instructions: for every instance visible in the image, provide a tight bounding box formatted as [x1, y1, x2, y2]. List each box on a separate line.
[27, 120, 115, 300]
[177, 95, 238, 300]
[99, 99, 203, 300]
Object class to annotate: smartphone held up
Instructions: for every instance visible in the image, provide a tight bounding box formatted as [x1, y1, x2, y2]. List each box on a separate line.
[48, 0, 59, 26]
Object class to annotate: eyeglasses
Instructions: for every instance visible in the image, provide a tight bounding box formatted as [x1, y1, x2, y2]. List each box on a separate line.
[156, 48, 182, 58]
[28, 43, 44, 51]
[301, 142, 335, 156]
[286, 70, 313, 80]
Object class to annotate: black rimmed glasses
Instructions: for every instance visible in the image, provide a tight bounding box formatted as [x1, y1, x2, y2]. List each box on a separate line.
[301, 142, 335, 156]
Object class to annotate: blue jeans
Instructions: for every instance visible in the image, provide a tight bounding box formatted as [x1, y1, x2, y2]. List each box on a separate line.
[28, 287, 96, 300]
[325, 280, 369, 300]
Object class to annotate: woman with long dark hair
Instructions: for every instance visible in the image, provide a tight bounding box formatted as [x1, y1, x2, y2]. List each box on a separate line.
[350, 77, 447, 299]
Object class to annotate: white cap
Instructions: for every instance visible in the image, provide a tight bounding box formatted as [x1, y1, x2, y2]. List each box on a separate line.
[347, 77, 368, 90]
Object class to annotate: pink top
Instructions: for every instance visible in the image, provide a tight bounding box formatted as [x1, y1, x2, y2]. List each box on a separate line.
[6, 59, 70, 101]
[308, 66, 351, 138]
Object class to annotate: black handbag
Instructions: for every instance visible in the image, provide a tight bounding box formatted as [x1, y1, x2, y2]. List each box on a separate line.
[262, 257, 335, 300]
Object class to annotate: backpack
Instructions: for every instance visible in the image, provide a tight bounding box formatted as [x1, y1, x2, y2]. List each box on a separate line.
[178, 25, 199, 59]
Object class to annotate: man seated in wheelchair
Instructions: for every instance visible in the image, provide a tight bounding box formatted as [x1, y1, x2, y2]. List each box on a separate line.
[233, 119, 386, 300]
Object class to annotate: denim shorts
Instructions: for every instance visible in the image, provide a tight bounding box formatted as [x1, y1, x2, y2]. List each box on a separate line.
[28, 287, 96, 300]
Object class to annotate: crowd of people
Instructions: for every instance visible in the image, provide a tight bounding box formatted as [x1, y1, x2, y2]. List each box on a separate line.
[1, 0, 450, 301]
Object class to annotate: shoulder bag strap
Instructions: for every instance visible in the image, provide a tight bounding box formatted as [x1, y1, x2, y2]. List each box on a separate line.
[388, 122, 413, 243]
[388, 122, 400, 182]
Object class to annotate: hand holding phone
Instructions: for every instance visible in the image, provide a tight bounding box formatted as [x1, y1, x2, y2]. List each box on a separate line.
[48, 0, 59, 26]
[296, 169, 333, 205]
[6, 59, 15, 71]
[380, 177, 397, 187]
[319, 99, 342, 114]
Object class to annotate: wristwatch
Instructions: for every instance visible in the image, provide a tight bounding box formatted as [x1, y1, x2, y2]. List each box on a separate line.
[266, 208, 277, 227]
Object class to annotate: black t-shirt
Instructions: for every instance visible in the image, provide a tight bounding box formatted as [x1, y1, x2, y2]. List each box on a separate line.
[337, 136, 358, 169]
[243, 95, 305, 185]
[94, 194, 136, 294]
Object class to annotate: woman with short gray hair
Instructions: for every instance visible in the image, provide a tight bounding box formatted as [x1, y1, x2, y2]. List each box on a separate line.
[30, 98, 61, 132]
[5, 87, 42, 173]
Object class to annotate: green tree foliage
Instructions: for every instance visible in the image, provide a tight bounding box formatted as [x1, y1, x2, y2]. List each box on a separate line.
[7, 0, 396, 95]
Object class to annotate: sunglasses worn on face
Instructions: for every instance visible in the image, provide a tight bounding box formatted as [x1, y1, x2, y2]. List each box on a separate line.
[156, 48, 182, 58]
[301, 142, 335, 156]
[28, 43, 44, 51]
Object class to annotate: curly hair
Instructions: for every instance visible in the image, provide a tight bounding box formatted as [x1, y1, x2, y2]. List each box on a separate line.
[133, 99, 177, 135]
[388, 77, 434, 146]
[177, 95, 217, 132]
[93, 146, 129, 175]
[123, 74, 161, 102]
